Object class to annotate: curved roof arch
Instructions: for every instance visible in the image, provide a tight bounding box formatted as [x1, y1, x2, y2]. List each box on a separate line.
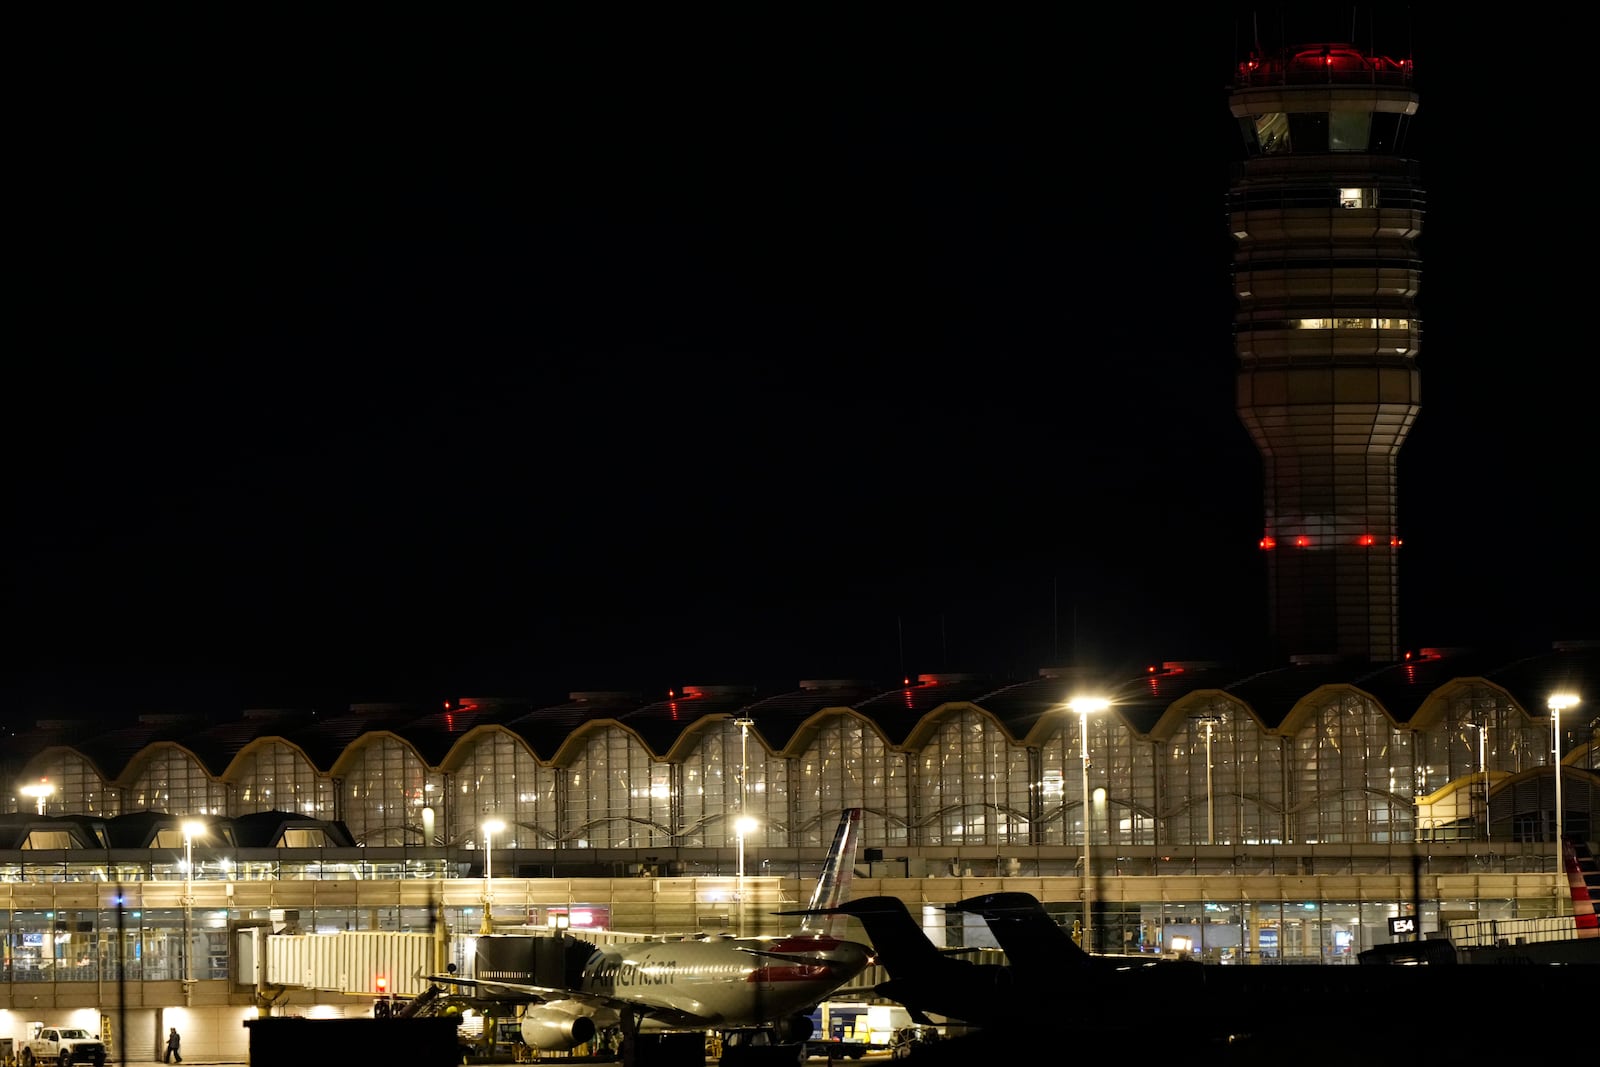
[216, 735, 325, 783]
[546, 718, 661, 768]
[1415, 770, 1513, 807]
[659, 712, 769, 765]
[1148, 690, 1263, 740]
[779, 705, 896, 757]
[1490, 762, 1600, 793]
[1017, 702, 1144, 748]
[435, 723, 543, 774]
[899, 701, 1018, 751]
[1405, 677, 1519, 731]
[112, 740, 216, 790]
[326, 730, 435, 779]
[1276, 683, 1404, 736]
[16, 745, 116, 787]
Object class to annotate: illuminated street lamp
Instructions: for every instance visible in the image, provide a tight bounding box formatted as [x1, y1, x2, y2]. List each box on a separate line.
[182, 820, 206, 996]
[1547, 693, 1580, 912]
[481, 818, 506, 935]
[1197, 717, 1220, 845]
[20, 779, 55, 815]
[1066, 697, 1109, 954]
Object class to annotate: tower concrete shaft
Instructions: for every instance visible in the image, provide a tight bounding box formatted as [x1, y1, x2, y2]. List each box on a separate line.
[1228, 43, 1422, 663]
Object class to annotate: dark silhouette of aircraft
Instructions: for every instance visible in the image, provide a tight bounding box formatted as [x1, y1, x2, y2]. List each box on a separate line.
[785, 895, 1024, 1027]
[802, 890, 1597, 1063]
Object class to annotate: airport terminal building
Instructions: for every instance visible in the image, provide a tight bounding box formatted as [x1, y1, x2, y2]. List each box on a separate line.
[4, 33, 1597, 1064]
[1, 645, 1596, 1059]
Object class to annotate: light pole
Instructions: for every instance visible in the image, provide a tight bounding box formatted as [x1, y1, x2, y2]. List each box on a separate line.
[1547, 693, 1580, 913]
[20, 780, 55, 815]
[733, 717, 755, 935]
[1067, 697, 1109, 954]
[182, 820, 205, 1000]
[735, 814, 758, 935]
[481, 818, 505, 935]
[1464, 722, 1488, 839]
[1198, 717, 1220, 845]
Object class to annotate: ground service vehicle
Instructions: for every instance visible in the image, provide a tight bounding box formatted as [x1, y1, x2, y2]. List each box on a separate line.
[20, 1027, 107, 1067]
[805, 1036, 869, 1060]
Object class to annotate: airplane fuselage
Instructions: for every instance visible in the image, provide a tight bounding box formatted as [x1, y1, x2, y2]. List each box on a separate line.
[575, 934, 869, 1029]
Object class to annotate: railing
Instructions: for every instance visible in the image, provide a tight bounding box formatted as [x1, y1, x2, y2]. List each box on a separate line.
[1, 958, 230, 982]
[1447, 915, 1580, 949]
[1234, 47, 1414, 89]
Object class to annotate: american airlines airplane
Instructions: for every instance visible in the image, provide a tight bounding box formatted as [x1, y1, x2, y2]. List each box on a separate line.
[429, 808, 871, 1065]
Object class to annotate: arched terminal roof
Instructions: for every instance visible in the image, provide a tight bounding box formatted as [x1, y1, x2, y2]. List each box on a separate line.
[4, 643, 1595, 788]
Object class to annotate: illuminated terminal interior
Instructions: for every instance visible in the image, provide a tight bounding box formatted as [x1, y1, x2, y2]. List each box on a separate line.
[2, 648, 1596, 1056]
[4, 34, 1596, 1063]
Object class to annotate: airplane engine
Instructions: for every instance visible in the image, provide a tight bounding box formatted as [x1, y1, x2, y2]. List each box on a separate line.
[520, 1005, 598, 1050]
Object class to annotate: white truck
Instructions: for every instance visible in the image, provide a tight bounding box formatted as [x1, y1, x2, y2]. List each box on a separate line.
[20, 1026, 107, 1067]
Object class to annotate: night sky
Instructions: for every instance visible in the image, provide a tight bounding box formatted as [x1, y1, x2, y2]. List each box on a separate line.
[6, 7, 1593, 717]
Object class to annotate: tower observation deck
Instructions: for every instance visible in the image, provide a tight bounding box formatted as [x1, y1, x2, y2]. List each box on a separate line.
[1228, 42, 1422, 663]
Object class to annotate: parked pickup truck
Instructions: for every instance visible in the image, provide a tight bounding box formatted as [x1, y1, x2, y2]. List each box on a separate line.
[21, 1026, 108, 1067]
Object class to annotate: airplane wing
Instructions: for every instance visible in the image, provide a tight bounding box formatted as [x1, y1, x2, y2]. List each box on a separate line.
[424, 971, 551, 1000]
[423, 972, 707, 1030]
[737, 946, 864, 969]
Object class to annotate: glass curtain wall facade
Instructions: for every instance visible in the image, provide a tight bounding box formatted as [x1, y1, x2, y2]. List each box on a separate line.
[448, 729, 556, 848]
[128, 748, 229, 816]
[339, 737, 445, 845]
[229, 741, 334, 818]
[1291, 693, 1415, 844]
[9, 751, 120, 817]
[562, 726, 673, 848]
[796, 715, 904, 847]
[679, 719, 784, 847]
[7, 683, 1589, 855]
[3, 681, 1594, 977]
[917, 709, 1032, 846]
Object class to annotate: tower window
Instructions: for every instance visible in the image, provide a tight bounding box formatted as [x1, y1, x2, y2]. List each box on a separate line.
[1339, 187, 1375, 209]
[1291, 317, 1410, 330]
[1329, 110, 1374, 151]
[1250, 113, 1292, 155]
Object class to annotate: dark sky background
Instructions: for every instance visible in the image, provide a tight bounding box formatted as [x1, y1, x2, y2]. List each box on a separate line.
[5, 7, 1593, 717]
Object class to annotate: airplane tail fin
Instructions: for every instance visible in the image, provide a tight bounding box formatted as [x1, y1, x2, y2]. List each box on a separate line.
[955, 892, 1094, 972]
[1563, 838, 1598, 938]
[796, 808, 863, 936]
[816, 896, 944, 979]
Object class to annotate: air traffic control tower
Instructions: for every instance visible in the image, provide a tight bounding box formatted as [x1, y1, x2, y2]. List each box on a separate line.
[1228, 42, 1422, 663]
